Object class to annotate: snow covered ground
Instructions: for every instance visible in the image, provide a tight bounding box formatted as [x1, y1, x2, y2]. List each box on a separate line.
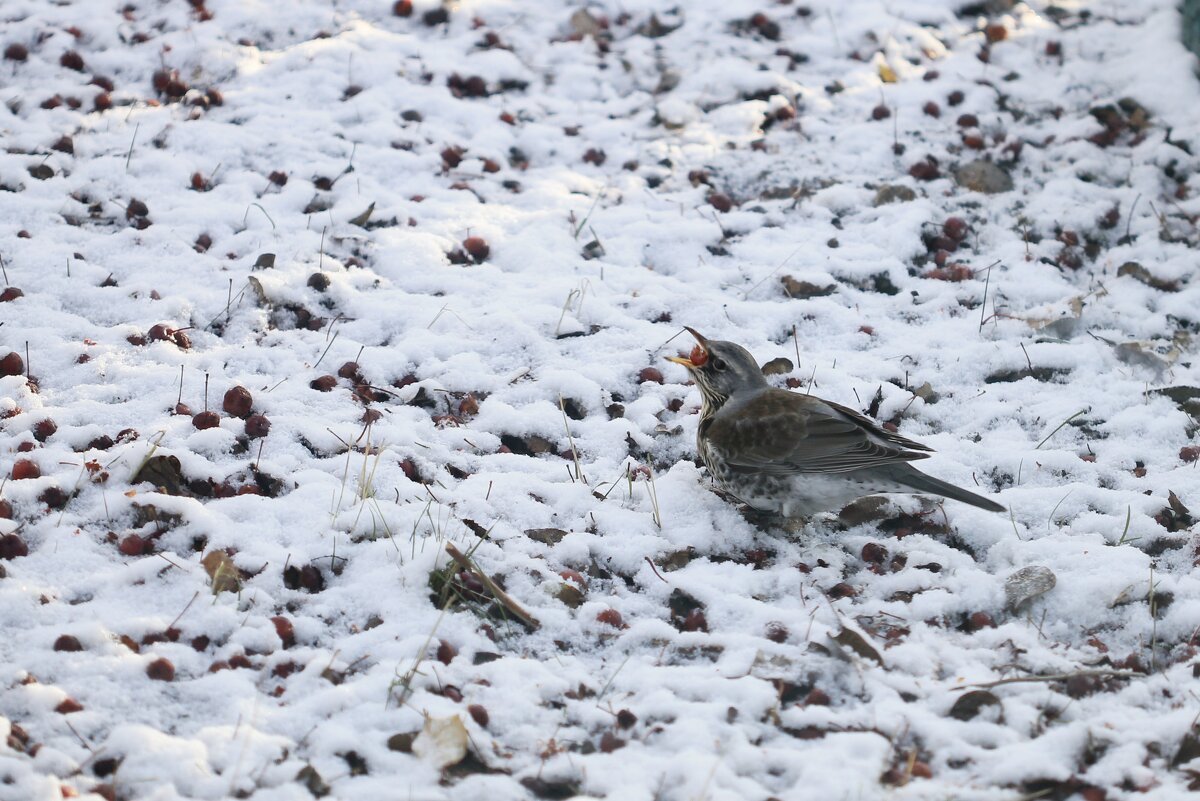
[2, 0, 1200, 798]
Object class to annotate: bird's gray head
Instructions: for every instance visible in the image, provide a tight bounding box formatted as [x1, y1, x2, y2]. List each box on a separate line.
[666, 327, 767, 414]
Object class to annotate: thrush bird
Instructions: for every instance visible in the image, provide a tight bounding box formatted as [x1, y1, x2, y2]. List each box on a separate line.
[666, 328, 1005, 517]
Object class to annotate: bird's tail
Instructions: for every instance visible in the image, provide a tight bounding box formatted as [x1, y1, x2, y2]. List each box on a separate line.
[887, 465, 1006, 513]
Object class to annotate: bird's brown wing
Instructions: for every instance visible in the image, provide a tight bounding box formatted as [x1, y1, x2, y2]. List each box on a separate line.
[704, 390, 932, 475]
[820, 398, 933, 454]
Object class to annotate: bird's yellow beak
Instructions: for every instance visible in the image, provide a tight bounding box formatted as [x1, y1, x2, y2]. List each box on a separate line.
[665, 327, 710, 368]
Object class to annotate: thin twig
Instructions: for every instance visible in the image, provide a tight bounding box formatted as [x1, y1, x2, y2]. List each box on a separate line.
[125, 122, 140, 171]
[204, 283, 249, 330]
[956, 668, 1138, 691]
[596, 653, 633, 700]
[388, 605, 448, 709]
[979, 260, 996, 331]
[313, 331, 339, 369]
[167, 591, 200, 630]
[742, 245, 803, 299]
[644, 557, 668, 583]
[444, 543, 539, 630]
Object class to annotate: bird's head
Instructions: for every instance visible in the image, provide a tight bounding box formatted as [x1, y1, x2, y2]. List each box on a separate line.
[666, 327, 766, 413]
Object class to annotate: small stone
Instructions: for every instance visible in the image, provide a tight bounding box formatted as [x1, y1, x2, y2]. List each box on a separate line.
[954, 160, 1013, 194]
[780, 276, 835, 298]
[387, 732, 416, 752]
[525, 528, 567, 545]
[760, 357, 793, 376]
[1004, 565, 1056, 611]
[873, 184, 916, 205]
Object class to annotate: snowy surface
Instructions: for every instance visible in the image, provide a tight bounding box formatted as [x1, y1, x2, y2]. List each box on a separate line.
[2, 0, 1200, 799]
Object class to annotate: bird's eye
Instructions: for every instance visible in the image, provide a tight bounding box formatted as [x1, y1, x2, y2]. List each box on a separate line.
[711, 357, 727, 372]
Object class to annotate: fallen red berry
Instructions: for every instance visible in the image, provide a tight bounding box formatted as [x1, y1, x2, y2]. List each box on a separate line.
[271, 616, 296, 648]
[244, 414, 271, 438]
[146, 657, 175, 681]
[192, 411, 220, 430]
[118, 534, 147, 556]
[596, 608, 624, 628]
[223, 386, 253, 418]
[463, 236, 489, 263]
[11, 459, 40, 480]
[0, 352, 24, 376]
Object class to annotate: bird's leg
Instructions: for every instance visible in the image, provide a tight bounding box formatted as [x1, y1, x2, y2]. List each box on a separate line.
[737, 505, 781, 531]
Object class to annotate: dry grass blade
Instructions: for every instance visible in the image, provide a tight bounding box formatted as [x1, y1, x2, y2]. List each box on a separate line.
[559, 395, 586, 484]
[444, 543, 540, 630]
[1035, 408, 1086, 450]
[389, 605, 448, 709]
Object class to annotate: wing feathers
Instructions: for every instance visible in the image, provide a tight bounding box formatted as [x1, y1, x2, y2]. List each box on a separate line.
[707, 390, 931, 475]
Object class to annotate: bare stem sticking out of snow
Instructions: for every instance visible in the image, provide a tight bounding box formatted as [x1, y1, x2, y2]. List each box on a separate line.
[559, 395, 586, 485]
[243, 202, 276, 230]
[444, 542, 539, 631]
[125, 122, 139, 171]
[956, 668, 1139, 691]
[389, 605, 448, 709]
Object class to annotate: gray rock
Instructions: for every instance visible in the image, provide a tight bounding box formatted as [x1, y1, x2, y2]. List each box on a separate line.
[873, 184, 917, 205]
[954, 160, 1013, 194]
[1005, 565, 1056, 611]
